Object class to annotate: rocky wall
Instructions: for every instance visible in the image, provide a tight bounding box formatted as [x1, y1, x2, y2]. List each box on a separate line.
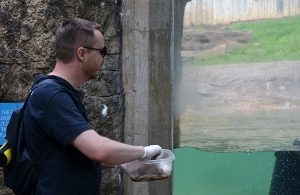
[0, 0, 123, 194]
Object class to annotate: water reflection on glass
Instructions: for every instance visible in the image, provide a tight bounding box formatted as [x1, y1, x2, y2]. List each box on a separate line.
[176, 2, 300, 194]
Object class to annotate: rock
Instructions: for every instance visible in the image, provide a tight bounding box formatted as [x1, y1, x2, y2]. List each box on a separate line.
[0, 0, 123, 194]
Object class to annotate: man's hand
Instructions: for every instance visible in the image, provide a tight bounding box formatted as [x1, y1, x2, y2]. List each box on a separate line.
[140, 145, 162, 161]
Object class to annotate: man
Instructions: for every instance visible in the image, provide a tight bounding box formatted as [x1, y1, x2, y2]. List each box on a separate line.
[23, 18, 161, 195]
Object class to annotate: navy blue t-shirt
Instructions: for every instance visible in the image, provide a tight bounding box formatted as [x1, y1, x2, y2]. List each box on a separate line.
[23, 75, 101, 195]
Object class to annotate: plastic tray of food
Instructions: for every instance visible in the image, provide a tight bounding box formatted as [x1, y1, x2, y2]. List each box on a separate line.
[121, 149, 175, 182]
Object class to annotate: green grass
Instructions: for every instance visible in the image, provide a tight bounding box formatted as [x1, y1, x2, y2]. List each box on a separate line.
[186, 15, 300, 66]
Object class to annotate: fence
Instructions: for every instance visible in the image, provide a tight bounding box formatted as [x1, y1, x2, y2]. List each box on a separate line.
[184, 0, 300, 26]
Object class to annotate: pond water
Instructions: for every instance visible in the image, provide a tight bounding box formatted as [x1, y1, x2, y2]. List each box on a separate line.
[173, 147, 275, 195]
[174, 62, 300, 194]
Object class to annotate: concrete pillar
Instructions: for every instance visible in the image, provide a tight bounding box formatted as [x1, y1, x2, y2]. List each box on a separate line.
[122, 0, 173, 194]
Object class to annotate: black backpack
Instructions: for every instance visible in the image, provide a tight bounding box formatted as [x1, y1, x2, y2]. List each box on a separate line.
[1, 79, 56, 195]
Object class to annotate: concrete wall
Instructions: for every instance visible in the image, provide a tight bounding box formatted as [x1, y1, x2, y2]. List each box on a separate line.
[122, 0, 174, 194]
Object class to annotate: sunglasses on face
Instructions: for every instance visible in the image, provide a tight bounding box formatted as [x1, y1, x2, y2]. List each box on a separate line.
[83, 46, 107, 58]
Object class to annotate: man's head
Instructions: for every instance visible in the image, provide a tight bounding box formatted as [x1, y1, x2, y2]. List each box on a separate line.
[55, 18, 102, 62]
[55, 18, 106, 79]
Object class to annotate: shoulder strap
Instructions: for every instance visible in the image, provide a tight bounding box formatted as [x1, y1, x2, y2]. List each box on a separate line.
[5, 78, 58, 151]
[24, 78, 88, 162]
[21, 79, 58, 163]
[20, 78, 58, 114]
[33, 76, 88, 120]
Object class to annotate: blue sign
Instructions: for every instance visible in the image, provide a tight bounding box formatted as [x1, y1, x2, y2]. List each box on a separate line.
[0, 102, 24, 144]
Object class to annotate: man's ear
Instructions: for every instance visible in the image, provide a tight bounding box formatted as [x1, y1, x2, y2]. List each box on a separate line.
[77, 47, 86, 62]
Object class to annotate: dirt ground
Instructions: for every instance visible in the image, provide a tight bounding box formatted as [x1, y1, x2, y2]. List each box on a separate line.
[181, 25, 251, 56]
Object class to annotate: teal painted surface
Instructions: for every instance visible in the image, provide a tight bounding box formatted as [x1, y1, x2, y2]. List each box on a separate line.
[173, 147, 275, 195]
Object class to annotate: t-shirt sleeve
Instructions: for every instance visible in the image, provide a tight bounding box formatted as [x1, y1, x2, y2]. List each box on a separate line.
[41, 92, 91, 147]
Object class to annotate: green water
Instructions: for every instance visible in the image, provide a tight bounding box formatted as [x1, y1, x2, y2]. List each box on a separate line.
[173, 147, 275, 195]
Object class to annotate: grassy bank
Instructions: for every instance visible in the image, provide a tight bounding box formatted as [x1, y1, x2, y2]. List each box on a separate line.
[187, 15, 300, 66]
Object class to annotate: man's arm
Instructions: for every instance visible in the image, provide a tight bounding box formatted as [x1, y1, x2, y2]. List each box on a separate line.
[71, 129, 145, 165]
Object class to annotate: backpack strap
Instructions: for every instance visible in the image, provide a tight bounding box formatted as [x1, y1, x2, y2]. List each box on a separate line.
[21, 78, 59, 161]
[24, 78, 87, 162]
[4, 78, 58, 154]
[20, 78, 58, 115]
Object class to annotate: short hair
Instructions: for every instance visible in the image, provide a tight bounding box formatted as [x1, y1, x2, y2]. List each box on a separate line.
[55, 18, 101, 63]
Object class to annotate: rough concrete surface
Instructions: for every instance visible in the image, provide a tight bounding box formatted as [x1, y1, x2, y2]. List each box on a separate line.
[0, 0, 123, 194]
